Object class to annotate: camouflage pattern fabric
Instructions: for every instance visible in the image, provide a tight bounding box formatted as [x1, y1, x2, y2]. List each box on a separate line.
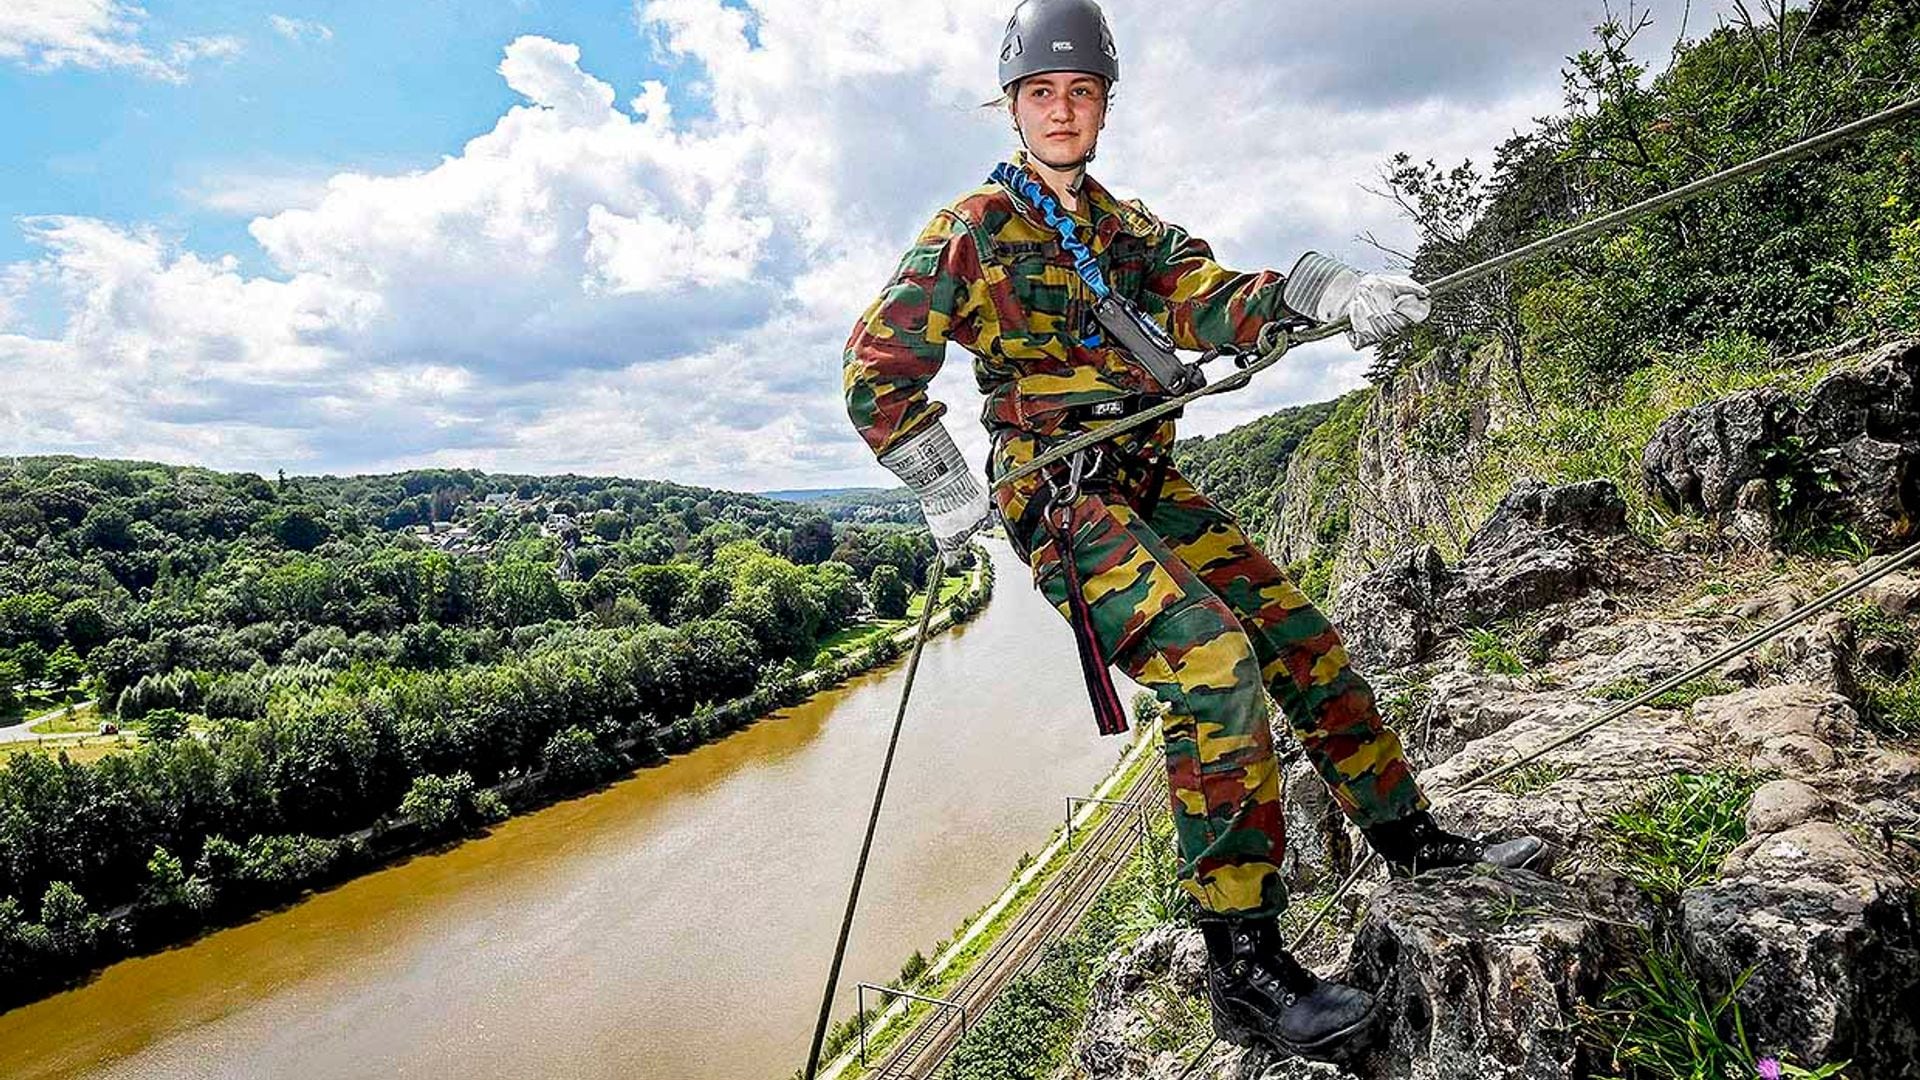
[844, 155, 1427, 918]
[993, 429, 1428, 917]
[843, 152, 1290, 458]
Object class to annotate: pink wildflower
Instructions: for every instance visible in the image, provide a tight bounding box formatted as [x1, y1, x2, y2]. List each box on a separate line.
[1757, 1059, 1783, 1080]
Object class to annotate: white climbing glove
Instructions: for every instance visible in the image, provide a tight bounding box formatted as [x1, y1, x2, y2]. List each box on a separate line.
[877, 419, 993, 556]
[1283, 252, 1432, 349]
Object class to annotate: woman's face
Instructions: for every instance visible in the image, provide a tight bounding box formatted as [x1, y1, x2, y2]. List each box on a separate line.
[1009, 72, 1108, 169]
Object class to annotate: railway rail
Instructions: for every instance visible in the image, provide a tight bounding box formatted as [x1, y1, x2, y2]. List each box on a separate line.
[863, 761, 1170, 1079]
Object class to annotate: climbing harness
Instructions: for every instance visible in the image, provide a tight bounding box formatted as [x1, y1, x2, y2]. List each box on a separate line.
[1041, 445, 1131, 736]
[803, 92, 1920, 1080]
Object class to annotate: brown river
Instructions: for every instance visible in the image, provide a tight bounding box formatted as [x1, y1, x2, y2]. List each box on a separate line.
[0, 539, 1142, 1080]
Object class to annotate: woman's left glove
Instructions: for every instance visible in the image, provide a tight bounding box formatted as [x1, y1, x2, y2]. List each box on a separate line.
[877, 419, 993, 556]
[1283, 252, 1432, 349]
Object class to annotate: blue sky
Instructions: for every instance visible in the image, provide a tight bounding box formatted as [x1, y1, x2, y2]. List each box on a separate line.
[0, 2, 705, 272]
[0, 0, 1731, 490]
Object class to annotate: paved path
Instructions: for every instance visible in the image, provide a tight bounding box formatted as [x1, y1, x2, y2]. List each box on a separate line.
[0, 699, 98, 744]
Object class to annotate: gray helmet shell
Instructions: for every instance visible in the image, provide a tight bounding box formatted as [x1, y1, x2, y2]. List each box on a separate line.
[998, 0, 1119, 92]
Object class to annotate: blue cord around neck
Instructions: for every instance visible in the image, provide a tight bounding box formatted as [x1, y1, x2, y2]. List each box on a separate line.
[990, 162, 1112, 304]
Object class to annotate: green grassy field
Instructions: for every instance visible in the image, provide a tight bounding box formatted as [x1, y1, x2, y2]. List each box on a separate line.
[809, 570, 971, 666]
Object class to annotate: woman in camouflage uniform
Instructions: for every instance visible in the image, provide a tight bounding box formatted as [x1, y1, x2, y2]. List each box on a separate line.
[842, 0, 1540, 1060]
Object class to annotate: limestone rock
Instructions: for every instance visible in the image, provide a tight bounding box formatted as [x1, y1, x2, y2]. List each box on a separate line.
[1642, 387, 1795, 517]
[1076, 924, 1192, 1080]
[1680, 822, 1920, 1079]
[1465, 479, 1630, 557]
[1449, 480, 1639, 625]
[1333, 547, 1452, 670]
[1640, 339, 1920, 551]
[1279, 754, 1349, 891]
[1744, 778, 1829, 836]
[1690, 684, 1861, 776]
[1343, 866, 1622, 1080]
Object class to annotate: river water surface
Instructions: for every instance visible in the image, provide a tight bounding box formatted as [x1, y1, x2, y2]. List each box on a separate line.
[0, 539, 1143, 1080]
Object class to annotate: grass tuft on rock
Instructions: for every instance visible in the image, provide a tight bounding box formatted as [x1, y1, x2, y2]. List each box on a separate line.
[1593, 677, 1736, 711]
[1602, 771, 1757, 901]
[1584, 948, 1850, 1080]
[1466, 626, 1527, 676]
[1857, 670, 1920, 739]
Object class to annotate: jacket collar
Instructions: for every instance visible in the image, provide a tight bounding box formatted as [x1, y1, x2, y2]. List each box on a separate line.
[1002, 151, 1142, 250]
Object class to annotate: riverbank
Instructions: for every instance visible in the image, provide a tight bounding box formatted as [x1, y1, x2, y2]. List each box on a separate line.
[0, 550, 995, 1015]
[0, 537, 1122, 1080]
[807, 702, 1168, 1080]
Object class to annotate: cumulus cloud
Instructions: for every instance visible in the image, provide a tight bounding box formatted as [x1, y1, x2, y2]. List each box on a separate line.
[0, 1, 1732, 488]
[267, 15, 333, 44]
[0, 0, 242, 80]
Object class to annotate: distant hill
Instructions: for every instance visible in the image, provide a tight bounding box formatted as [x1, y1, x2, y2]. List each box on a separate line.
[762, 486, 922, 526]
[1172, 400, 1338, 532]
[759, 487, 896, 503]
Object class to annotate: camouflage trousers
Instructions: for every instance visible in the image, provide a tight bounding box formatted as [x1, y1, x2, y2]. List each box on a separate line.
[993, 427, 1428, 918]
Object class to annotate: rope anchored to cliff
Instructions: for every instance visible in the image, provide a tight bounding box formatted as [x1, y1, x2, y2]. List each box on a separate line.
[805, 92, 1920, 1080]
[997, 92, 1920, 493]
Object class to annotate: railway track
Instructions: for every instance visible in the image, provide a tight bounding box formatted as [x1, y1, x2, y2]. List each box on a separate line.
[863, 762, 1170, 1079]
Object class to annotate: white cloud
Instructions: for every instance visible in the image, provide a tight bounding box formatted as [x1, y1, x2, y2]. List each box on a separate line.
[0, 0, 242, 80]
[185, 168, 334, 215]
[267, 15, 332, 44]
[0, 2, 1731, 488]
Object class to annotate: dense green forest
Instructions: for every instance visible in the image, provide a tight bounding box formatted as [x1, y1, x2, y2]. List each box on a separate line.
[1172, 400, 1338, 538]
[0, 456, 962, 1002]
[1264, 0, 1920, 588]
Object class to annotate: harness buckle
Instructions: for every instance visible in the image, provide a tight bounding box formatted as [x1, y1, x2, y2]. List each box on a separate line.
[1046, 445, 1104, 506]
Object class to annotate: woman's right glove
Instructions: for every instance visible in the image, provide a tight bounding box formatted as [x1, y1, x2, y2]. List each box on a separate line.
[1283, 252, 1432, 349]
[877, 419, 993, 556]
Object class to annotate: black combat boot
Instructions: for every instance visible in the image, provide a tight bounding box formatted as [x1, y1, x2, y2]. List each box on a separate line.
[1198, 914, 1378, 1060]
[1362, 809, 1545, 878]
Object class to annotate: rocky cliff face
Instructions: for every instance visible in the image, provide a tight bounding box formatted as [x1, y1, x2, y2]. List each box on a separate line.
[1064, 351, 1920, 1079]
[1644, 339, 1920, 552]
[1272, 346, 1503, 586]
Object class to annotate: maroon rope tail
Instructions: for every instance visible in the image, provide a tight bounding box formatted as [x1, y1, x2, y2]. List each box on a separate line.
[1050, 503, 1129, 736]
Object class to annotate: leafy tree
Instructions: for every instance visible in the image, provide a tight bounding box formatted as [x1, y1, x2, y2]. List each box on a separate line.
[57, 599, 110, 654]
[37, 882, 103, 961]
[787, 514, 835, 564]
[87, 637, 155, 708]
[868, 564, 909, 619]
[398, 772, 479, 833]
[0, 592, 58, 648]
[541, 726, 613, 792]
[44, 645, 85, 691]
[266, 505, 330, 552]
[142, 708, 190, 742]
[141, 846, 213, 916]
[482, 560, 569, 629]
[9, 643, 46, 683]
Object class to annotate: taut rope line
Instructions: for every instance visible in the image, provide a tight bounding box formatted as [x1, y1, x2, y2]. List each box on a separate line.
[1173, 536, 1920, 1079]
[806, 93, 1920, 1080]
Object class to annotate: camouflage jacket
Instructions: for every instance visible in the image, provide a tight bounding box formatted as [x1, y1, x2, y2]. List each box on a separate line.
[843, 154, 1290, 460]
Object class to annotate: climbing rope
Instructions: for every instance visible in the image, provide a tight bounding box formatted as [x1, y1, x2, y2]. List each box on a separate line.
[1172, 535, 1920, 1079]
[998, 92, 1920, 494]
[804, 93, 1920, 1080]
[802, 549, 948, 1080]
